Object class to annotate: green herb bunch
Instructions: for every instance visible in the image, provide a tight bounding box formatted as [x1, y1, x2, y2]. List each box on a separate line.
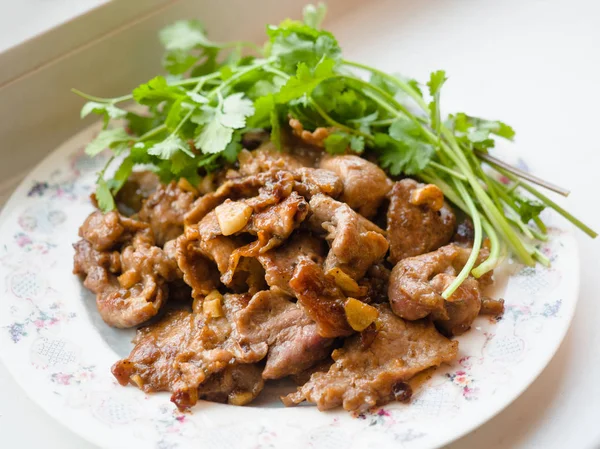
[74, 3, 596, 299]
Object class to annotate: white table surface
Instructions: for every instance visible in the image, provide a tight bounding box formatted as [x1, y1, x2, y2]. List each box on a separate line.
[1, 0, 599, 448]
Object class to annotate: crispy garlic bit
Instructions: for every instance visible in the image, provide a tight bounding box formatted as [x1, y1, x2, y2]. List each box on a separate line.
[410, 184, 444, 211]
[118, 270, 140, 289]
[344, 298, 379, 332]
[228, 391, 255, 406]
[203, 290, 224, 318]
[215, 199, 253, 236]
[289, 117, 331, 147]
[130, 374, 144, 389]
[327, 267, 367, 297]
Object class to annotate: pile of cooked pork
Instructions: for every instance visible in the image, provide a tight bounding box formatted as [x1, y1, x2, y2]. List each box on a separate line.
[73, 132, 504, 412]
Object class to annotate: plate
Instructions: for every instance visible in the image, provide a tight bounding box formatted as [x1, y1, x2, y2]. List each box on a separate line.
[0, 123, 579, 449]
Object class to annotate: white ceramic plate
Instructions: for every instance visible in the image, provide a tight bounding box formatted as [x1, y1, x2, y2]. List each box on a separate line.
[0, 123, 579, 449]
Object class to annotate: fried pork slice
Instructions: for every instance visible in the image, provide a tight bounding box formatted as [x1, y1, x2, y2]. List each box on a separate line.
[289, 259, 354, 338]
[73, 213, 180, 328]
[283, 304, 458, 411]
[235, 290, 334, 379]
[386, 179, 456, 264]
[223, 191, 309, 283]
[237, 143, 306, 176]
[184, 170, 296, 225]
[292, 167, 343, 199]
[388, 243, 493, 336]
[197, 364, 264, 406]
[319, 155, 393, 218]
[257, 232, 326, 296]
[111, 293, 267, 410]
[307, 194, 389, 280]
[138, 181, 196, 247]
[79, 210, 148, 251]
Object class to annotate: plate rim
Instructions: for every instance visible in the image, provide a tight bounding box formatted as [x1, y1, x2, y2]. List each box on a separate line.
[0, 122, 581, 449]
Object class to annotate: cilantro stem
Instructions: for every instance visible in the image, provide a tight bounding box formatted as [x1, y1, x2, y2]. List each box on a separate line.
[308, 97, 373, 140]
[490, 164, 598, 238]
[442, 179, 483, 299]
[438, 129, 536, 265]
[342, 59, 428, 111]
[71, 89, 131, 104]
[472, 219, 502, 277]
[427, 161, 467, 181]
[138, 124, 167, 141]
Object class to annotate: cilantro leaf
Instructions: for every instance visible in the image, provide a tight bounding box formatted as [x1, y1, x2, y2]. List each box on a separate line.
[324, 132, 350, 154]
[427, 70, 447, 97]
[159, 20, 217, 52]
[221, 131, 243, 163]
[374, 131, 434, 175]
[96, 177, 116, 212]
[350, 135, 365, 153]
[267, 21, 341, 71]
[515, 196, 546, 223]
[303, 3, 327, 29]
[109, 156, 135, 194]
[81, 102, 127, 128]
[427, 70, 447, 134]
[195, 119, 234, 154]
[163, 50, 198, 75]
[220, 92, 255, 128]
[85, 128, 130, 156]
[148, 135, 194, 159]
[133, 76, 183, 106]
[277, 57, 336, 103]
[248, 94, 275, 128]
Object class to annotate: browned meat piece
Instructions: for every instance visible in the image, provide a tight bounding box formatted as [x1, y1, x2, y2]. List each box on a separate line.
[244, 191, 309, 252]
[224, 192, 309, 284]
[115, 171, 160, 215]
[257, 233, 326, 296]
[174, 229, 221, 300]
[282, 304, 458, 411]
[74, 212, 180, 328]
[319, 155, 392, 218]
[238, 143, 305, 176]
[197, 364, 264, 405]
[138, 182, 196, 247]
[289, 259, 353, 338]
[388, 244, 492, 336]
[185, 170, 296, 225]
[79, 210, 148, 251]
[292, 167, 343, 199]
[386, 179, 456, 264]
[481, 297, 505, 315]
[111, 293, 266, 410]
[235, 290, 334, 379]
[289, 358, 334, 386]
[307, 194, 389, 280]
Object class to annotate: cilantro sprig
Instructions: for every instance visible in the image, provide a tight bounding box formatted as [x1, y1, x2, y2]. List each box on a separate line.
[73, 3, 596, 299]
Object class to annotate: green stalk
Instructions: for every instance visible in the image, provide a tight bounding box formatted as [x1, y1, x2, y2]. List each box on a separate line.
[472, 220, 502, 277]
[438, 129, 535, 265]
[491, 164, 598, 238]
[138, 124, 167, 141]
[428, 161, 467, 181]
[308, 98, 373, 140]
[442, 179, 483, 299]
[342, 59, 428, 110]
